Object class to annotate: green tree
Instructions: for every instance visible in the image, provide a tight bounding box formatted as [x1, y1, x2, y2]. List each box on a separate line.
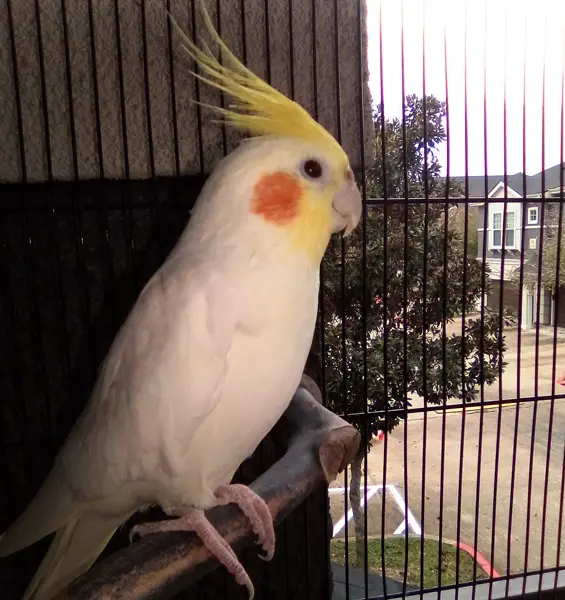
[322, 94, 510, 567]
[517, 205, 565, 290]
[449, 203, 479, 258]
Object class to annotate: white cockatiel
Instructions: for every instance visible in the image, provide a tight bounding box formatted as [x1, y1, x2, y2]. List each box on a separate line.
[0, 3, 362, 599]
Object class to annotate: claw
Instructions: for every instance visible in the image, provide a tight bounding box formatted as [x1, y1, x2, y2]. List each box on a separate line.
[128, 507, 255, 599]
[215, 484, 275, 561]
[128, 487, 273, 600]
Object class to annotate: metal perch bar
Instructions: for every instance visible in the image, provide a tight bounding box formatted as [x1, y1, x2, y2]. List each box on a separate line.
[60, 385, 360, 600]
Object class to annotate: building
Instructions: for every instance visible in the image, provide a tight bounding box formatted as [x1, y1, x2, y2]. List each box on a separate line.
[453, 164, 565, 329]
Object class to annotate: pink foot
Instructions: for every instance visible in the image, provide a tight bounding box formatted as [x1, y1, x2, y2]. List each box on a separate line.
[130, 507, 255, 599]
[215, 484, 275, 561]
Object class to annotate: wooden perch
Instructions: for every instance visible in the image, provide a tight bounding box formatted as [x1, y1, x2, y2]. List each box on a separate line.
[61, 385, 360, 600]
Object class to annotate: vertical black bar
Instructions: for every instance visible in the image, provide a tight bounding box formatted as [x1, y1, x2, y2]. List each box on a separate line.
[455, 4, 471, 596]
[401, 1, 412, 593]
[258, 36, 274, 580]
[556, 414, 565, 584]
[7, 0, 54, 444]
[287, 0, 308, 593]
[288, 0, 295, 101]
[61, 0, 97, 378]
[332, 1, 348, 596]
[418, 0, 428, 590]
[312, 0, 328, 411]
[4, 13, 51, 588]
[0, 250, 31, 591]
[87, 0, 118, 331]
[29, 0, 55, 434]
[141, 0, 163, 260]
[0, 254, 30, 441]
[166, 0, 181, 177]
[113, 0, 140, 292]
[215, 0, 228, 158]
[523, 14, 548, 592]
[489, 7, 510, 597]
[473, 6, 489, 595]
[543, 26, 565, 600]
[239, 0, 248, 65]
[552, 28, 565, 596]
[377, 2, 390, 594]
[538, 58, 559, 600]
[263, 0, 272, 84]
[191, 0, 205, 174]
[355, 0, 369, 596]
[307, 0, 331, 595]
[1, 3, 33, 519]
[141, 0, 156, 181]
[438, 6, 451, 590]
[505, 12, 529, 594]
[34, 0, 72, 439]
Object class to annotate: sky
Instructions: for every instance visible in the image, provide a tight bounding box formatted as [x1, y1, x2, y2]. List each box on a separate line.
[366, 0, 565, 177]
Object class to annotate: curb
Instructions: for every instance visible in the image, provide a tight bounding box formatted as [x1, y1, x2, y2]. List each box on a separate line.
[456, 540, 501, 579]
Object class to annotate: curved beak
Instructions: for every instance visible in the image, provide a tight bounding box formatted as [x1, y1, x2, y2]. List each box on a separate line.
[332, 169, 362, 237]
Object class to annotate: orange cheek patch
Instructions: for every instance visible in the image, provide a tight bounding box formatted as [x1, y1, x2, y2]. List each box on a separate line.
[250, 171, 302, 226]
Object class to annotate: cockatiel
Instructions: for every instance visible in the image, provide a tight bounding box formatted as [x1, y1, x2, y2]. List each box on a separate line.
[0, 2, 362, 599]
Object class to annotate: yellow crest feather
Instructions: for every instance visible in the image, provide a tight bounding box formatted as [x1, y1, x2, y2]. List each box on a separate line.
[169, 0, 347, 162]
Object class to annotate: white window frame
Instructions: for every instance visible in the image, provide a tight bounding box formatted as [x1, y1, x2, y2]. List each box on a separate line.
[527, 206, 539, 225]
[492, 212, 503, 248]
[490, 209, 518, 250]
[505, 212, 516, 247]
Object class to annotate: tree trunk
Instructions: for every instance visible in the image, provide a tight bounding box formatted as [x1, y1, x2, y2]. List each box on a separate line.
[349, 451, 366, 569]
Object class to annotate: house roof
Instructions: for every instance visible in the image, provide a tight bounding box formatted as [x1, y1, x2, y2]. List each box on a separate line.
[450, 174, 527, 197]
[450, 163, 565, 198]
[546, 185, 565, 196]
[526, 163, 565, 195]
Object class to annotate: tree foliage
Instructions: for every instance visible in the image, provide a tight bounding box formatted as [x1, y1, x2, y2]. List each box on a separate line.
[322, 94, 511, 446]
[518, 206, 565, 290]
[368, 94, 462, 199]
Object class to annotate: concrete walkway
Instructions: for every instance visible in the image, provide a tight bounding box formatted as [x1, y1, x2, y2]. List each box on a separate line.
[331, 564, 415, 599]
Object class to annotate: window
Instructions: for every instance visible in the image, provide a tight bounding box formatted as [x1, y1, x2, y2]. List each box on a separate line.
[493, 212, 502, 246]
[505, 212, 515, 246]
[528, 206, 539, 224]
[491, 210, 517, 249]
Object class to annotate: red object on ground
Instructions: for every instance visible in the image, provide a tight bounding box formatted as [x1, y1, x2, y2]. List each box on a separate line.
[457, 540, 501, 578]
[556, 371, 565, 386]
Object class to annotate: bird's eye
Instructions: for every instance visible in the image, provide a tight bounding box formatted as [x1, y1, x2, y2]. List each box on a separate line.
[302, 159, 324, 180]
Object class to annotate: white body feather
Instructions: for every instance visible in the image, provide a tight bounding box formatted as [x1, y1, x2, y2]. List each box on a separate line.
[61, 234, 319, 516]
[0, 138, 325, 600]
[59, 138, 321, 514]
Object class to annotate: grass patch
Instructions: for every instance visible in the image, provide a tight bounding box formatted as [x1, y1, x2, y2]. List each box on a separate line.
[330, 537, 490, 588]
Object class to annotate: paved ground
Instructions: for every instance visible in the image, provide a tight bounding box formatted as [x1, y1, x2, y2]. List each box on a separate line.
[329, 321, 565, 578]
[331, 564, 416, 600]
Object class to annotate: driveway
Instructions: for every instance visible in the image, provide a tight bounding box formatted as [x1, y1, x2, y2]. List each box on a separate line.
[329, 323, 565, 578]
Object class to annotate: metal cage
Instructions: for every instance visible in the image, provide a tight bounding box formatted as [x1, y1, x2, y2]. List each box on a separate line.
[0, 1, 564, 600]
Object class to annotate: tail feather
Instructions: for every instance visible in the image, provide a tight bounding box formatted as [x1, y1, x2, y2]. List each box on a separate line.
[0, 476, 73, 558]
[22, 521, 77, 600]
[22, 513, 124, 600]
